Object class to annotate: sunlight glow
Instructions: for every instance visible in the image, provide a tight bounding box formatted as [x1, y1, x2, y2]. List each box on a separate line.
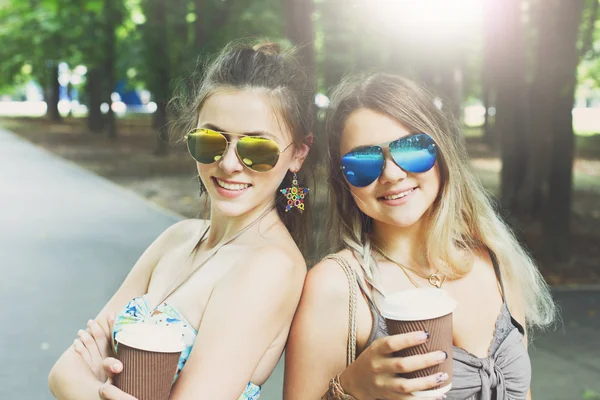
[366, 0, 482, 41]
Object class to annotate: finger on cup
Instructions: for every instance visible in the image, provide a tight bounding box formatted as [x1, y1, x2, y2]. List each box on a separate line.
[99, 380, 138, 400]
[375, 331, 430, 354]
[390, 372, 449, 395]
[103, 357, 124, 377]
[382, 351, 447, 374]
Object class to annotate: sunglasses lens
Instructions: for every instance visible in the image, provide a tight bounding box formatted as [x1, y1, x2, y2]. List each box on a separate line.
[389, 133, 437, 173]
[187, 129, 227, 164]
[237, 136, 281, 172]
[341, 146, 384, 187]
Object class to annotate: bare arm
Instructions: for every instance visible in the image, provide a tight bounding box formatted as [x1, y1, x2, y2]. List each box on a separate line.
[169, 247, 305, 400]
[284, 259, 351, 399]
[48, 220, 199, 399]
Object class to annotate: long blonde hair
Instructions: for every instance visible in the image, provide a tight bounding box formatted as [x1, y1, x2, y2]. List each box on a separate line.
[326, 73, 555, 329]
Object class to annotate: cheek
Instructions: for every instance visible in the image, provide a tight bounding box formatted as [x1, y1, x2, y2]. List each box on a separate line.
[197, 163, 212, 181]
[421, 165, 442, 195]
[253, 165, 290, 197]
[348, 186, 378, 215]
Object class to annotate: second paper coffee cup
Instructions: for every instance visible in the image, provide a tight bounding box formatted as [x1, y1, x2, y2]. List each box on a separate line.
[377, 288, 457, 397]
[114, 323, 186, 400]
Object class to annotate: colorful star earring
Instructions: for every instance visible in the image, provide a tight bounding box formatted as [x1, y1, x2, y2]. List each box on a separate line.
[280, 171, 309, 212]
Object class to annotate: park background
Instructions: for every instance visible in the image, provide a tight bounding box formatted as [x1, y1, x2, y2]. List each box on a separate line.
[0, 0, 599, 399]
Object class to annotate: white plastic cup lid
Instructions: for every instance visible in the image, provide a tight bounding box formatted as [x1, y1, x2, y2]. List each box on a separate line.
[376, 288, 457, 321]
[116, 323, 185, 353]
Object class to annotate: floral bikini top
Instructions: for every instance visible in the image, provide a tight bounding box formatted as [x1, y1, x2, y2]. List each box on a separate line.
[113, 295, 261, 400]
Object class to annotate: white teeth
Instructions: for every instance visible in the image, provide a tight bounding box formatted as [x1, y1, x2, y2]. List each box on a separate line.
[383, 188, 415, 200]
[215, 179, 250, 191]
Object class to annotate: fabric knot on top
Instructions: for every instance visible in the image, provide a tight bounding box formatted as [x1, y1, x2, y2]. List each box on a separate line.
[479, 357, 506, 399]
[480, 358, 503, 389]
[450, 327, 531, 400]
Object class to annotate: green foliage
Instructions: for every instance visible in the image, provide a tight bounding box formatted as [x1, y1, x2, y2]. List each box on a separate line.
[132, 0, 286, 103]
[0, 0, 597, 107]
[583, 389, 600, 400]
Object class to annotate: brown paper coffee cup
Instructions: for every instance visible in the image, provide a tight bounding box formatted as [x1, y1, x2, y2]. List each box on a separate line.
[114, 324, 185, 400]
[377, 288, 457, 397]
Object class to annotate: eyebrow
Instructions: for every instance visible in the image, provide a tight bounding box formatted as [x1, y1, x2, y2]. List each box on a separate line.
[200, 123, 278, 140]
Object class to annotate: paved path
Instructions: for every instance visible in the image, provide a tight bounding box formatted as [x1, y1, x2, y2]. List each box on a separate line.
[1, 127, 598, 399]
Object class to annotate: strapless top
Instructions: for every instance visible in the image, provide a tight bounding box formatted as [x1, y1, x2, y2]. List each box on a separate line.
[113, 295, 261, 400]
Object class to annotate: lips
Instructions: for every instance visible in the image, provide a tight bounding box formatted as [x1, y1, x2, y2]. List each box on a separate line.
[213, 177, 252, 191]
[378, 187, 417, 201]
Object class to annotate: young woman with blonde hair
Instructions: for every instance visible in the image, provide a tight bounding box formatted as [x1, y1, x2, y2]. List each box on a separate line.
[285, 73, 555, 400]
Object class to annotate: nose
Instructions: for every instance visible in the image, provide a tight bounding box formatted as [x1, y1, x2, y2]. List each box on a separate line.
[379, 149, 407, 184]
[218, 139, 244, 175]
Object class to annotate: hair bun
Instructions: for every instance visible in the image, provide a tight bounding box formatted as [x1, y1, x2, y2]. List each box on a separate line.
[252, 42, 282, 56]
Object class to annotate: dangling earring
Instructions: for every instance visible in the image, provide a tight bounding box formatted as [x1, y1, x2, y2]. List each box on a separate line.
[280, 171, 309, 212]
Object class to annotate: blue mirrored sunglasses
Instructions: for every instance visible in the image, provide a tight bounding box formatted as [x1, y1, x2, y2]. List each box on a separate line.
[341, 133, 437, 188]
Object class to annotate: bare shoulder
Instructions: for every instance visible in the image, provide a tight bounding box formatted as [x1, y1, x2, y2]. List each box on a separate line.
[469, 248, 500, 286]
[471, 248, 526, 326]
[232, 244, 307, 287]
[159, 219, 209, 245]
[304, 249, 357, 303]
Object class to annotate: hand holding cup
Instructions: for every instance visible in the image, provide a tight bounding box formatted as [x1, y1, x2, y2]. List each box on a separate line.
[377, 288, 457, 398]
[98, 358, 138, 400]
[339, 331, 451, 400]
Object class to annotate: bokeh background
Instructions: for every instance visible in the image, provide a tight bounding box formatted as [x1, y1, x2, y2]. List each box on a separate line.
[1, 0, 599, 399]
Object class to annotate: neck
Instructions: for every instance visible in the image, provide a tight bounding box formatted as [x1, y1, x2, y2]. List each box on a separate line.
[371, 218, 431, 271]
[205, 199, 279, 249]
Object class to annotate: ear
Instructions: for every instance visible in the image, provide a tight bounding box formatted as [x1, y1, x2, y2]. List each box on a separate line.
[290, 133, 313, 171]
[290, 133, 314, 171]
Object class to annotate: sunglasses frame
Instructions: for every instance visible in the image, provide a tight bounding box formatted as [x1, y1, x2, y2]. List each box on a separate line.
[185, 128, 294, 172]
[340, 133, 437, 188]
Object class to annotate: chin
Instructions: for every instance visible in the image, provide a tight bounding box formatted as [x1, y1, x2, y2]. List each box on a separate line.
[384, 209, 429, 229]
[210, 199, 254, 218]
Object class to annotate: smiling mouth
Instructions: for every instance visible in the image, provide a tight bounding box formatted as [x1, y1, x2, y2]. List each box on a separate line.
[213, 178, 251, 191]
[380, 187, 417, 200]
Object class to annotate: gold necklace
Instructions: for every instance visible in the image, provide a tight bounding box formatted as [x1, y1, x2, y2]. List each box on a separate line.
[375, 247, 447, 289]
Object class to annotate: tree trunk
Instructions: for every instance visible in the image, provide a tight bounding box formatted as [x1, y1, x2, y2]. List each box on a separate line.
[105, 0, 117, 139]
[149, 0, 170, 156]
[46, 62, 61, 122]
[540, 0, 583, 260]
[494, 0, 529, 216]
[284, 0, 315, 80]
[482, 0, 498, 147]
[153, 100, 169, 156]
[321, 1, 353, 90]
[482, 77, 495, 146]
[519, 1, 556, 218]
[87, 67, 105, 133]
[194, 0, 204, 51]
[438, 66, 462, 123]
